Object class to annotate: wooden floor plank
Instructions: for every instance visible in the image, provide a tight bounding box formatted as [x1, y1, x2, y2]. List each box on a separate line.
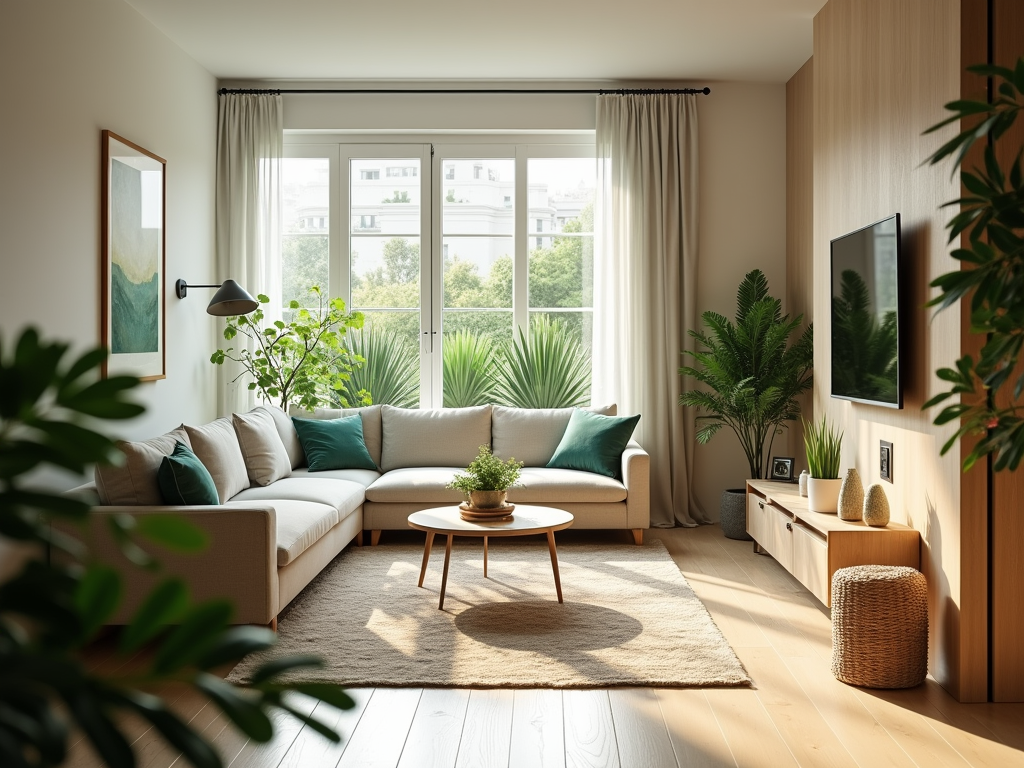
[226, 692, 321, 768]
[336, 688, 422, 768]
[397, 688, 471, 768]
[608, 688, 678, 768]
[563, 690, 620, 768]
[280, 689, 375, 768]
[454, 689, 514, 768]
[655, 688, 736, 768]
[510, 689, 565, 768]
[704, 686, 800, 768]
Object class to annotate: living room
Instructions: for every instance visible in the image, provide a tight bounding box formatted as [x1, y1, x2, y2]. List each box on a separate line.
[1, 0, 1022, 767]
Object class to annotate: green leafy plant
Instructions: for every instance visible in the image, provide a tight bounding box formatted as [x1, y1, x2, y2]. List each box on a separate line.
[211, 286, 370, 412]
[0, 327, 351, 768]
[491, 315, 591, 409]
[922, 58, 1024, 471]
[447, 445, 524, 495]
[802, 416, 843, 479]
[679, 269, 814, 479]
[832, 270, 899, 403]
[344, 325, 419, 408]
[442, 330, 496, 407]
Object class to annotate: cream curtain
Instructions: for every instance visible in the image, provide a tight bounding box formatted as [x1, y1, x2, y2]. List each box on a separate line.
[593, 94, 706, 527]
[215, 93, 283, 416]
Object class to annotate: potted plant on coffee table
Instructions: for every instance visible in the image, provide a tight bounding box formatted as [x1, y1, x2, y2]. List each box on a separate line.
[447, 445, 524, 509]
[803, 416, 843, 513]
[679, 269, 813, 539]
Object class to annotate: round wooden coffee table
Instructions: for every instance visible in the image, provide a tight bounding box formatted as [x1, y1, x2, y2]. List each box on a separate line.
[408, 505, 574, 610]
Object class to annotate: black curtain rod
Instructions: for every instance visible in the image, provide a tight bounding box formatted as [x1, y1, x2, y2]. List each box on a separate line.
[217, 86, 710, 96]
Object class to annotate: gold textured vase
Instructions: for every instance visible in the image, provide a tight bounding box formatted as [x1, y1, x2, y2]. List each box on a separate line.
[863, 484, 891, 527]
[838, 468, 864, 521]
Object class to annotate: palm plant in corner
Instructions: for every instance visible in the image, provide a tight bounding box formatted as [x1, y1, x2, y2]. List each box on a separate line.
[679, 269, 813, 538]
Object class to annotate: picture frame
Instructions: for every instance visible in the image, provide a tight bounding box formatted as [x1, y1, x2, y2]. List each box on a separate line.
[880, 440, 893, 483]
[770, 456, 795, 482]
[101, 130, 166, 381]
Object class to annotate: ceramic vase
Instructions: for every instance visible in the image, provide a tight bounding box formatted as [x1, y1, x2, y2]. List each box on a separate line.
[798, 470, 809, 497]
[838, 468, 864, 521]
[863, 484, 891, 527]
[807, 477, 843, 513]
[470, 490, 507, 509]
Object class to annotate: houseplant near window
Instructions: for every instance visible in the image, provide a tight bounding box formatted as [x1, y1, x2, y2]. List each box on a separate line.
[803, 416, 844, 513]
[679, 269, 813, 538]
[447, 445, 524, 509]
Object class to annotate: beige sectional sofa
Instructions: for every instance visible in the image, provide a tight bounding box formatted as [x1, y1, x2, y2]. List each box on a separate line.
[65, 403, 649, 627]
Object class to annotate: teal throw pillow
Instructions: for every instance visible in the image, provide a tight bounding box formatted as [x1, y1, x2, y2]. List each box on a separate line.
[158, 442, 220, 505]
[292, 415, 377, 472]
[547, 409, 641, 478]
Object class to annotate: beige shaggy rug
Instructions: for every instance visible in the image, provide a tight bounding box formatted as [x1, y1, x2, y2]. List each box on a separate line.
[228, 538, 750, 688]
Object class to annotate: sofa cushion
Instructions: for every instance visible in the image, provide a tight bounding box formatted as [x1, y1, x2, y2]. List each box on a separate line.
[365, 467, 465, 504]
[293, 405, 384, 469]
[509, 467, 627, 503]
[548, 409, 641, 478]
[289, 467, 381, 488]
[292, 415, 377, 471]
[230, 477, 365, 520]
[380, 405, 491, 471]
[225, 498, 338, 567]
[183, 418, 250, 503]
[94, 427, 193, 505]
[233, 408, 292, 486]
[491, 404, 618, 466]
[263, 405, 305, 470]
[157, 442, 220, 506]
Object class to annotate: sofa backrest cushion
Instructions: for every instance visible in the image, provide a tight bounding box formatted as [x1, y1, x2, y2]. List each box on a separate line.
[296, 404, 383, 469]
[183, 418, 250, 503]
[491, 404, 618, 467]
[263, 405, 305, 470]
[233, 408, 292, 486]
[94, 427, 192, 505]
[380, 404, 492, 471]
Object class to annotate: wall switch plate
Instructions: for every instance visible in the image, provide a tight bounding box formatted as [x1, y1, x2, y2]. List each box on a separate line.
[880, 440, 893, 483]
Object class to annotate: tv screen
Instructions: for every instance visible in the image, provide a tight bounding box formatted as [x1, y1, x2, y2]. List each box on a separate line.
[830, 214, 902, 408]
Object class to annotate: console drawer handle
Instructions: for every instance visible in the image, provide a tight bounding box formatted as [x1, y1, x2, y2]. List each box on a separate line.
[758, 501, 765, 509]
[786, 522, 793, 531]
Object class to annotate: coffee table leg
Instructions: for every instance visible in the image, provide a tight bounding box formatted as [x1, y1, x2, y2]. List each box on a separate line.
[483, 535, 488, 578]
[439, 534, 454, 610]
[418, 531, 435, 588]
[546, 530, 563, 603]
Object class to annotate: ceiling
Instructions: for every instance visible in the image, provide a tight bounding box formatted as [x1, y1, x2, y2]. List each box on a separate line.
[123, 0, 825, 84]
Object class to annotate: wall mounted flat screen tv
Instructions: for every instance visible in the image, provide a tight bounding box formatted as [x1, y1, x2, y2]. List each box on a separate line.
[830, 213, 902, 409]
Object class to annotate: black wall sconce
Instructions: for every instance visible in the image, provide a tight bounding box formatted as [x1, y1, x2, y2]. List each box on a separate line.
[175, 279, 259, 316]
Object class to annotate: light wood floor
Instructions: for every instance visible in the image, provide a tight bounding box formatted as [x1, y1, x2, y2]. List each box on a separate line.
[70, 525, 1024, 768]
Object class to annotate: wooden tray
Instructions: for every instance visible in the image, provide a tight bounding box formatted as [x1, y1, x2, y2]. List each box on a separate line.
[459, 501, 515, 522]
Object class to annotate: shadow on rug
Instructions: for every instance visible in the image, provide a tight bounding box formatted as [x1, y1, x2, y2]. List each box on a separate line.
[228, 538, 751, 688]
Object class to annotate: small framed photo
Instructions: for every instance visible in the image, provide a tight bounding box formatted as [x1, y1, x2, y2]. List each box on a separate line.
[771, 456, 795, 482]
[880, 440, 893, 483]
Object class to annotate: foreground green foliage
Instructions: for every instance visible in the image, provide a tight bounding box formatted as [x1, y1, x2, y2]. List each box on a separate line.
[923, 58, 1024, 471]
[211, 286, 370, 411]
[802, 416, 843, 479]
[345, 325, 419, 408]
[0, 328, 352, 768]
[679, 269, 813, 479]
[491, 316, 591, 409]
[447, 446, 524, 495]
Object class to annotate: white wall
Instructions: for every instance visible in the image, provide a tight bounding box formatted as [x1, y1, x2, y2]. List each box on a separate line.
[0, 0, 219, 452]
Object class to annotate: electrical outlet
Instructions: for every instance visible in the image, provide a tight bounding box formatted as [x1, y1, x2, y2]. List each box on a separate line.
[880, 440, 893, 483]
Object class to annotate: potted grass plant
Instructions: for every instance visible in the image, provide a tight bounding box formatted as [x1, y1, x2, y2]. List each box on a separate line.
[803, 416, 843, 513]
[447, 445, 524, 508]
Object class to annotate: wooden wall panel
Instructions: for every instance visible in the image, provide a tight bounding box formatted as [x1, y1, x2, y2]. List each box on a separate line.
[989, 0, 1024, 704]
[812, 0, 966, 697]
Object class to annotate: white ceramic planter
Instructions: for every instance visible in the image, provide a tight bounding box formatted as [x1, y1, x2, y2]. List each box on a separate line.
[807, 478, 843, 514]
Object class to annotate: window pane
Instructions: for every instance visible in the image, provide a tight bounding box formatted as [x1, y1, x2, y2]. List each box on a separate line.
[442, 159, 514, 235]
[282, 158, 330, 308]
[350, 236, 420, 309]
[442, 310, 513, 344]
[529, 310, 593, 405]
[443, 237, 512, 308]
[346, 311, 420, 408]
[351, 158, 420, 236]
[440, 311, 511, 408]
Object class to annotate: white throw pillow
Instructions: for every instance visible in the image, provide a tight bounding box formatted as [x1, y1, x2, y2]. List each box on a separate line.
[232, 408, 292, 487]
[94, 427, 192, 505]
[380, 404, 491, 471]
[183, 418, 250, 503]
[491, 404, 617, 466]
[259, 405, 305, 470]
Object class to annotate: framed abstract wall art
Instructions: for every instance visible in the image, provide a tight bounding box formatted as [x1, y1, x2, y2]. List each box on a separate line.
[101, 130, 166, 380]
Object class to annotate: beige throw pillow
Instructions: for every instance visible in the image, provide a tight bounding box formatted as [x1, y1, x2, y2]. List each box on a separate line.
[257, 405, 305, 471]
[232, 408, 292, 487]
[381, 404, 491, 471]
[183, 418, 250, 503]
[490, 404, 618, 466]
[94, 427, 192, 505]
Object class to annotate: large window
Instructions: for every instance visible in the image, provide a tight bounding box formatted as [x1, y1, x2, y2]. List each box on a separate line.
[280, 141, 595, 409]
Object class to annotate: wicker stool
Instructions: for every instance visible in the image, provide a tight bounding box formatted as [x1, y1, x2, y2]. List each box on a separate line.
[831, 565, 928, 688]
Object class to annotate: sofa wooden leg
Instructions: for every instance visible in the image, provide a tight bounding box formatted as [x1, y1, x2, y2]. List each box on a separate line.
[269, 617, 278, 632]
[355, 530, 363, 547]
[371, 530, 382, 546]
[632, 528, 643, 546]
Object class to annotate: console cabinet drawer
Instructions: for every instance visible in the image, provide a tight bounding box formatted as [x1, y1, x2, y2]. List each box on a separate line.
[792, 523, 829, 605]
